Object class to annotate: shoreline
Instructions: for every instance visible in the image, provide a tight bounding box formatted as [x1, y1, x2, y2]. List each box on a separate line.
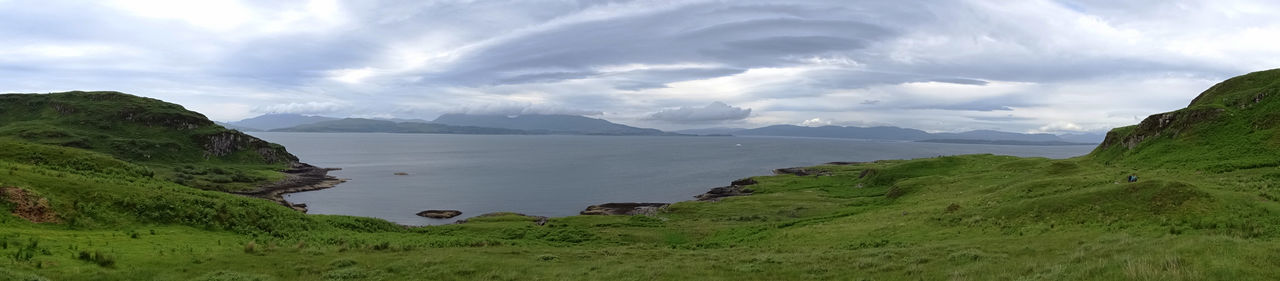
[233, 163, 346, 212]
[252, 160, 855, 222]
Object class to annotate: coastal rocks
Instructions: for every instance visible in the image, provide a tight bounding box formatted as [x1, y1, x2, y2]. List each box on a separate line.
[580, 203, 669, 216]
[773, 167, 832, 176]
[695, 185, 755, 201]
[730, 178, 758, 186]
[233, 163, 345, 212]
[416, 210, 463, 219]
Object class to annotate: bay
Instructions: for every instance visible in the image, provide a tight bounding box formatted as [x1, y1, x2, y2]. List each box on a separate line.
[249, 132, 1094, 225]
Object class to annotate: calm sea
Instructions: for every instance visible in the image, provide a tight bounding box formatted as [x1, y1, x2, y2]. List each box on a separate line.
[249, 133, 1094, 225]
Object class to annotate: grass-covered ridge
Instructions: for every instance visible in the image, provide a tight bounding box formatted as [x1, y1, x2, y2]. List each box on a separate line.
[4, 69, 1280, 280]
[0, 91, 297, 191]
[1091, 68, 1280, 171]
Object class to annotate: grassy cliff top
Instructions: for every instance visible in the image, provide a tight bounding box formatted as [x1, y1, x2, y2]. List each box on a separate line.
[1091, 68, 1280, 172]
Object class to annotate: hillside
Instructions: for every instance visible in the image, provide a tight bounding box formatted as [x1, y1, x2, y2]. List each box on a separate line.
[5, 70, 1280, 280]
[432, 113, 675, 135]
[1090, 68, 1280, 171]
[0, 91, 303, 191]
[271, 118, 528, 134]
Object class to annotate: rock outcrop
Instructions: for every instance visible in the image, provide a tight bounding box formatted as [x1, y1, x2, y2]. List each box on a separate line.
[580, 203, 669, 215]
[200, 131, 299, 164]
[0, 187, 58, 223]
[696, 177, 757, 201]
[773, 167, 831, 176]
[416, 210, 463, 219]
[231, 163, 345, 212]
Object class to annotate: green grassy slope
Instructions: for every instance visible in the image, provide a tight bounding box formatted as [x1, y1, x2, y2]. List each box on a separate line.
[1090, 69, 1280, 171]
[4, 70, 1280, 280]
[0, 91, 297, 191]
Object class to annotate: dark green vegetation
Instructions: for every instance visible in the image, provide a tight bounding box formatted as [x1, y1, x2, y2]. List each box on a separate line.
[272, 118, 527, 134]
[4, 69, 1280, 280]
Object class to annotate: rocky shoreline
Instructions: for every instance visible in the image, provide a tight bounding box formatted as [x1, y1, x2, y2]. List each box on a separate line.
[579, 176, 761, 216]
[234, 162, 346, 212]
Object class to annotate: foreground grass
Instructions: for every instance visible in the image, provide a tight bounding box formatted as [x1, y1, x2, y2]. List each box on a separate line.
[5, 149, 1280, 280]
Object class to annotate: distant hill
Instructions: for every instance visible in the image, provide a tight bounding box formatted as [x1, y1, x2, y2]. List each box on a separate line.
[432, 113, 676, 135]
[373, 117, 431, 123]
[215, 121, 263, 132]
[918, 139, 1094, 146]
[674, 127, 747, 135]
[726, 125, 1102, 144]
[734, 125, 933, 140]
[228, 113, 338, 131]
[272, 118, 527, 134]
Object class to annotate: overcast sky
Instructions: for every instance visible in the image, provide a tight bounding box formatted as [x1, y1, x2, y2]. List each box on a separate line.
[3, 0, 1279, 132]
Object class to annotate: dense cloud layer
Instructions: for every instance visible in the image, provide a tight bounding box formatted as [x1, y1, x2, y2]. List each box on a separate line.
[2, 0, 1277, 132]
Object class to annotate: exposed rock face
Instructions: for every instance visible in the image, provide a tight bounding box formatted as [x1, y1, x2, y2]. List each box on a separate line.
[580, 203, 669, 216]
[773, 167, 831, 176]
[1098, 107, 1225, 150]
[730, 178, 757, 186]
[1, 187, 58, 223]
[695, 177, 759, 201]
[695, 185, 755, 201]
[200, 131, 299, 163]
[417, 210, 463, 219]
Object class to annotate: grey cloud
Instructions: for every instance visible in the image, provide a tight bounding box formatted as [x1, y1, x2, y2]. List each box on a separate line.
[647, 102, 751, 123]
[0, 0, 1271, 131]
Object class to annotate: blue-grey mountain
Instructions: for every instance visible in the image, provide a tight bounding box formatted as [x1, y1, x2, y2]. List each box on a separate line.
[432, 114, 674, 136]
[228, 113, 338, 131]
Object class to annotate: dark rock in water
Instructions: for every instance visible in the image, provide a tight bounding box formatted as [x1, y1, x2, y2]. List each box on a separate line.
[695, 185, 754, 201]
[393, 172, 409, 176]
[731, 178, 757, 186]
[416, 210, 462, 219]
[774, 167, 831, 176]
[580, 203, 668, 216]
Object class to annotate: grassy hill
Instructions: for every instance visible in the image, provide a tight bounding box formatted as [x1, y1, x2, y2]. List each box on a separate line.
[4, 69, 1280, 281]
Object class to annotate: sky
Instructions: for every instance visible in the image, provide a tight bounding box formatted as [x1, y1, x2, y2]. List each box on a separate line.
[3, 0, 1279, 133]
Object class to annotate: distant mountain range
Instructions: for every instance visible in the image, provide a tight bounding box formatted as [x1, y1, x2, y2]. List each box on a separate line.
[270, 118, 526, 134]
[682, 125, 1105, 144]
[258, 114, 678, 136]
[226, 113, 338, 131]
[228, 113, 1103, 144]
[431, 113, 676, 136]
